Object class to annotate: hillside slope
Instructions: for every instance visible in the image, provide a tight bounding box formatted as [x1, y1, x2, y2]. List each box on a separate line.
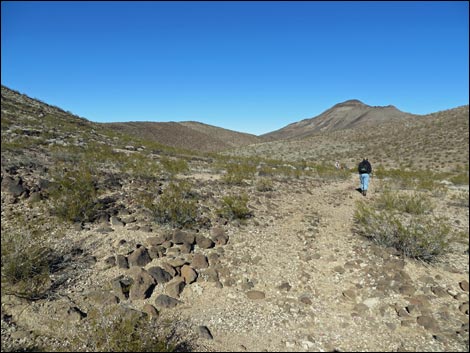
[105, 121, 261, 153]
[231, 105, 469, 173]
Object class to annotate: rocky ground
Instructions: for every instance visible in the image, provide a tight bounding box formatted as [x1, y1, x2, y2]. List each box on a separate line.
[1, 164, 469, 352]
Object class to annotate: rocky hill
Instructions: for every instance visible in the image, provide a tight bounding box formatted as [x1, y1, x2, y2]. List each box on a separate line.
[231, 104, 469, 174]
[262, 99, 417, 141]
[105, 121, 261, 153]
[1, 85, 469, 352]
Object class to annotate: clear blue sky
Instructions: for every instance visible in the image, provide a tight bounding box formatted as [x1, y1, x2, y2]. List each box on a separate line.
[2, 1, 468, 135]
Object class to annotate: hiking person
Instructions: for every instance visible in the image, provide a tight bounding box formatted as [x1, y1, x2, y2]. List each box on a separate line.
[358, 158, 372, 196]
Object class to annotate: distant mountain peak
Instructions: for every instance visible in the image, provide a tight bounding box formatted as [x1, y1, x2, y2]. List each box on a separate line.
[262, 99, 416, 140]
[334, 99, 367, 107]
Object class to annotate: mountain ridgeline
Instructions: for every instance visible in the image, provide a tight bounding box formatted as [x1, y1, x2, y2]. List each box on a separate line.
[261, 99, 417, 141]
[1, 85, 468, 163]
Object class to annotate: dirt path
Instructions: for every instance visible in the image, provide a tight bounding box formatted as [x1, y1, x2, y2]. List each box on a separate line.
[166, 176, 376, 351]
[157, 174, 468, 352]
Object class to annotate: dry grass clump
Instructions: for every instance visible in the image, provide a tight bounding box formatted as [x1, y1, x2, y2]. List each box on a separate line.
[449, 190, 469, 208]
[68, 306, 177, 352]
[1, 227, 53, 300]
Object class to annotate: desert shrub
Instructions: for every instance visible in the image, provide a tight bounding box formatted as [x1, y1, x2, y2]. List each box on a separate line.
[450, 190, 469, 208]
[217, 193, 252, 220]
[449, 172, 469, 186]
[1, 229, 52, 300]
[374, 166, 458, 192]
[256, 160, 311, 180]
[354, 201, 450, 262]
[143, 181, 198, 228]
[160, 156, 189, 177]
[375, 191, 434, 215]
[48, 163, 100, 223]
[222, 161, 256, 185]
[256, 177, 274, 192]
[70, 306, 175, 352]
[120, 153, 161, 178]
[313, 163, 351, 181]
[256, 165, 277, 177]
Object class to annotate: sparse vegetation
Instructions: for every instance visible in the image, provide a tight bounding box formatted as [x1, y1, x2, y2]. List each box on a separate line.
[142, 180, 199, 228]
[217, 193, 252, 220]
[70, 306, 176, 352]
[354, 198, 451, 262]
[375, 190, 434, 215]
[1, 227, 52, 300]
[48, 163, 101, 223]
[256, 177, 274, 192]
[222, 161, 256, 185]
[313, 163, 351, 180]
[160, 156, 189, 177]
[450, 190, 469, 208]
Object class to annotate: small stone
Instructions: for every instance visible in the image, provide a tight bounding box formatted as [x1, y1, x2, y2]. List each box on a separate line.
[342, 289, 356, 300]
[416, 316, 439, 331]
[458, 303, 469, 315]
[246, 290, 265, 300]
[196, 325, 213, 340]
[333, 266, 345, 274]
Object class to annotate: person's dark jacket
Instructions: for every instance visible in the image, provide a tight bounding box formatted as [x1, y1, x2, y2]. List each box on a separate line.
[358, 159, 372, 174]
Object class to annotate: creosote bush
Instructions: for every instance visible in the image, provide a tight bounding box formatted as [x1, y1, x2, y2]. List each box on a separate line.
[143, 181, 198, 228]
[354, 201, 450, 262]
[256, 177, 274, 192]
[222, 162, 256, 185]
[217, 193, 252, 220]
[160, 156, 189, 177]
[70, 306, 176, 352]
[121, 153, 161, 178]
[375, 191, 434, 215]
[49, 163, 101, 223]
[313, 164, 351, 180]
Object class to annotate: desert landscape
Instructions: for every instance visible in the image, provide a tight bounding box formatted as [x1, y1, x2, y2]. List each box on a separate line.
[1, 85, 468, 352]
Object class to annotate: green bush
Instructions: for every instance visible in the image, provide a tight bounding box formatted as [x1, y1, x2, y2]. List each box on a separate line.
[222, 162, 256, 185]
[120, 153, 161, 179]
[449, 172, 469, 186]
[160, 156, 189, 177]
[49, 164, 100, 223]
[354, 202, 450, 262]
[143, 181, 198, 228]
[217, 193, 252, 220]
[313, 163, 351, 181]
[70, 306, 175, 352]
[450, 190, 469, 208]
[375, 191, 434, 215]
[256, 177, 274, 192]
[374, 166, 466, 192]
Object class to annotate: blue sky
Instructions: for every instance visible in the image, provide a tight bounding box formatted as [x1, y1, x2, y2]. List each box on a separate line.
[2, 1, 468, 135]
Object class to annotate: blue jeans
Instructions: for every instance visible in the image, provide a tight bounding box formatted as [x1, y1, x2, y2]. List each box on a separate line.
[360, 173, 370, 191]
